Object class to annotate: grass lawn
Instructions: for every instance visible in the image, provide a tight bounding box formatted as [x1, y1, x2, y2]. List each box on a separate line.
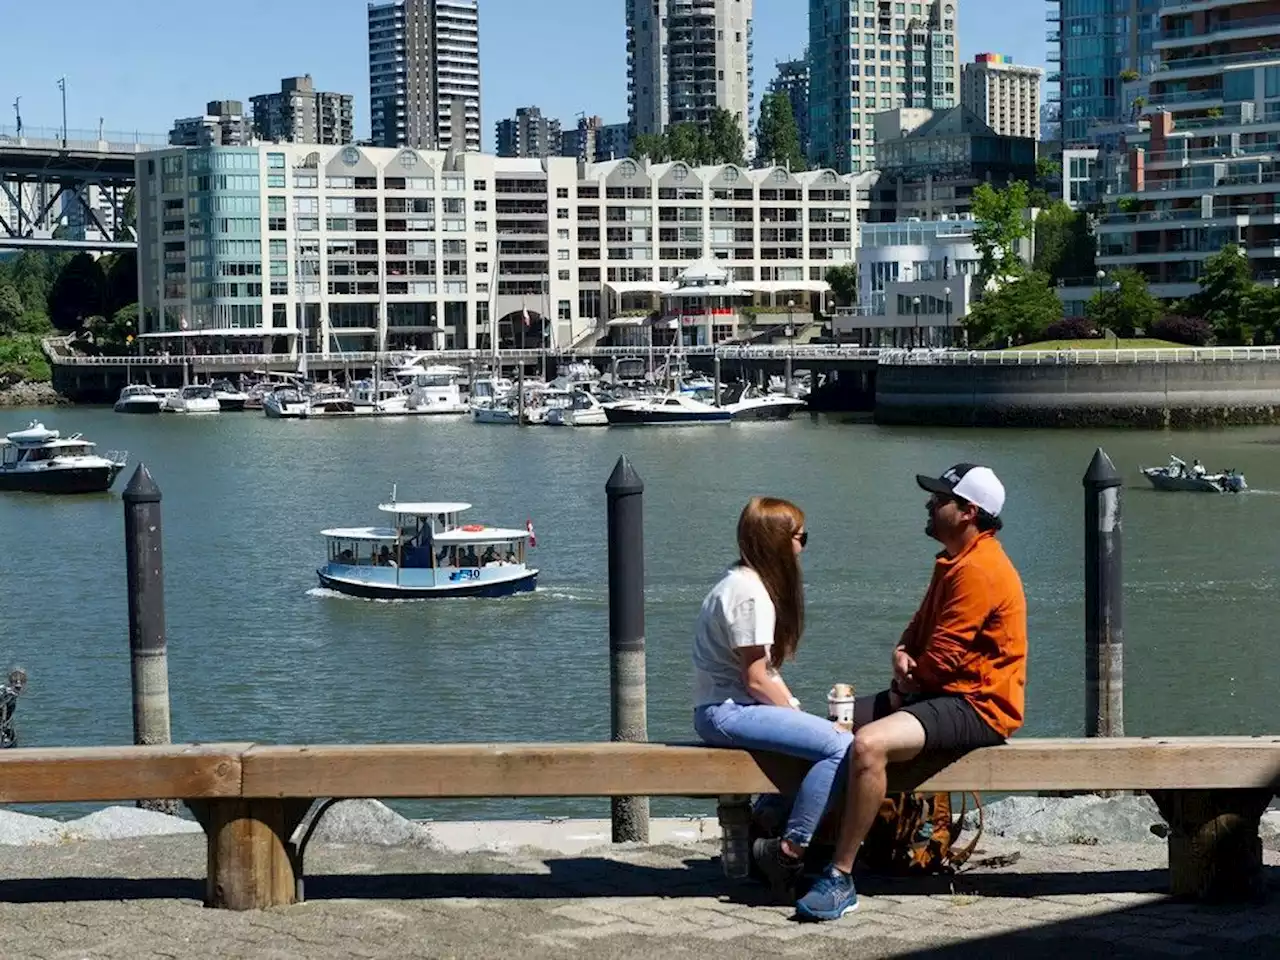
[1009, 338, 1188, 351]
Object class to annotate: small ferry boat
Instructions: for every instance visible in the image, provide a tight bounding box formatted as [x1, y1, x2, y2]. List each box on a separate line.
[0, 422, 127, 493]
[1141, 456, 1247, 493]
[317, 499, 537, 599]
[113, 384, 164, 415]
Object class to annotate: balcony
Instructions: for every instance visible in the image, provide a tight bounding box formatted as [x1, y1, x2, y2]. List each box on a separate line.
[1156, 11, 1280, 49]
[1154, 48, 1280, 82]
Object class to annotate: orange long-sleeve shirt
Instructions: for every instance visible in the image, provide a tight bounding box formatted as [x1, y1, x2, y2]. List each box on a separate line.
[900, 531, 1027, 738]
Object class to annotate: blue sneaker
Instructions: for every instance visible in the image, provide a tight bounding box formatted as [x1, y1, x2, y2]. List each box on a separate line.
[795, 864, 858, 921]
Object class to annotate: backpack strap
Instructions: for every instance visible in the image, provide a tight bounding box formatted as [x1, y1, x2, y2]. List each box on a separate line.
[948, 791, 984, 868]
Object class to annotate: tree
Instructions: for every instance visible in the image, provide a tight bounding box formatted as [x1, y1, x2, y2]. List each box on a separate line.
[665, 122, 710, 165]
[824, 264, 858, 306]
[1150, 314, 1212, 347]
[706, 108, 746, 166]
[1243, 283, 1280, 344]
[1033, 201, 1096, 284]
[963, 270, 1062, 347]
[756, 92, 806, 171]
[1183, 245, 1255, 344]
[47, 253, 104, 333]
[84, 303, 138, 355]
[630, 133, 668, 163]
[0, 283, 22, 335]
[1085, 268, 1162, 338]
[971, 181, 1032, 286]
[120, 188, 137, 240]
[103, 250, 138, 318]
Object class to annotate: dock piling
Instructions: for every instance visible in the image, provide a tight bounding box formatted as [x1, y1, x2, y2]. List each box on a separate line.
[713, 353, 722, 406]
[122, 464, 178, 815]
[1083, 447, 1124, 738]
[605, 456, 649, 843]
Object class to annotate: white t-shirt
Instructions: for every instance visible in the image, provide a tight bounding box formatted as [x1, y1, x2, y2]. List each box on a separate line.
[692, 565, 778, 707]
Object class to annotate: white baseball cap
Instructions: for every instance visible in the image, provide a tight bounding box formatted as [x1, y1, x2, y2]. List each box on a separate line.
[916, 463, 1006, 519]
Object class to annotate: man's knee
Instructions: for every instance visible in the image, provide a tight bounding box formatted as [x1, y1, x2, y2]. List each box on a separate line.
[852, 713, 927, 773]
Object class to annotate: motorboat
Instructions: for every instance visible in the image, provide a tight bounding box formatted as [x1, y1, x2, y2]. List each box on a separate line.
[154, 388, 180, 412]
[209, 379, 249, 412]
[720, 384, 807, 421]
[0, 422, 126, 494]
[302, 385, 357, 417]
[263, 387, 309, 419]
[113, 384, 164, 415]
[471, 396, 523, 424]
[399, 368, 470, 415]
[545, 389, 610, 426]
[1141, 456, 1247, 494]
[602, 392, 733, 426]
[524, 388, 574, 425]
[169, 385, 221, 414]
[316, 498, 537, 599]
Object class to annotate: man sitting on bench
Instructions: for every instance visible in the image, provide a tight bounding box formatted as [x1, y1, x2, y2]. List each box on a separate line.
[797, 463, 1028, 921]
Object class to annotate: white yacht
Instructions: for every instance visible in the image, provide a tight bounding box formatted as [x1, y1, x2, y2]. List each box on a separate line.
[113, 385, 164, 415]
[209, 379, 249, 412]
[0, 422, 127, 494]
[170, 385, 221, 414]
[263, 386, 309, 419]
[303, 385, 357, 417]
[154, 388, 181, 412]
[397, 367, 470, 415]
[720, 384, 807, 421]
[602, 392, 733, 426]
[545, 390, 609, 426]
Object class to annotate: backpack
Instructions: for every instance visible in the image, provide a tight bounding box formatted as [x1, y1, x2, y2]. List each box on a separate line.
[858, 792, 984, 876]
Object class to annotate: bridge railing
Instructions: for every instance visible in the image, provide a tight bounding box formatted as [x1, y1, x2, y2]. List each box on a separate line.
[0, 124, 166, 154]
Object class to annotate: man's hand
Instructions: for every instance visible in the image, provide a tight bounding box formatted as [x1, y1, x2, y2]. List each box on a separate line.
[892, 647, 920, 694]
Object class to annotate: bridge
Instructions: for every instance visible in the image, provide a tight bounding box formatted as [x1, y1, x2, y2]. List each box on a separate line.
[0, 124, 160, 252]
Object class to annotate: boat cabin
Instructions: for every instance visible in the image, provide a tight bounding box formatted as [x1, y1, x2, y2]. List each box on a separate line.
[321, 528, 402, 567]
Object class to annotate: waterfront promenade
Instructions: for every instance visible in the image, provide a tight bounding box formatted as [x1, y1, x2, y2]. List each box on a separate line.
[2, 827, 1278, 958]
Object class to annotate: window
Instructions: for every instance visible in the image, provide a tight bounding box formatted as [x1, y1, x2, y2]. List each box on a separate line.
[558, 300, 572, 320]
[558, 269, 571, 280]
[557, 250, 570, 260]
[472, 179, 486, 191]
[557, 208, 570, 219]
[556, 187, 569, 198]
[267, 153, 285, 169]
[474, 199, 487, 211]
[475, 262, 489, 274]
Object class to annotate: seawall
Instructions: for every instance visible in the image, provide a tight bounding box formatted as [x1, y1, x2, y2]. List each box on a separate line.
[875, 358, 1280, 428]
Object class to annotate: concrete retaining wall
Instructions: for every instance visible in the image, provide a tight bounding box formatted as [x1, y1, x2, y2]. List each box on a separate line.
[875, 360, 1280, 427]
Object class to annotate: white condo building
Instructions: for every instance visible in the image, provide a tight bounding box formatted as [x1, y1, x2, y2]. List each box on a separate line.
[627, 0, 754, 148]
[134, 143, 876, 355]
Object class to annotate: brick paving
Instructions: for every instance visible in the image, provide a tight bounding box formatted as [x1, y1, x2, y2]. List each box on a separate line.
[0, 834, 1277, 958]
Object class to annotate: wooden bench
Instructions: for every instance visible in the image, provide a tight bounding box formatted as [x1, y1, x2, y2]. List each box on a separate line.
[2, 737, 1278, 909]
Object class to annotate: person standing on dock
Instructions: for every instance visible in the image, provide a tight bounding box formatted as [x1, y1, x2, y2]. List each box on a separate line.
[692, 497, 853, 902]
[797, 464, 1027, 922]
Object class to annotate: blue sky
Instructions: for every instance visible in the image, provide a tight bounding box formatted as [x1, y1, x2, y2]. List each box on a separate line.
[0, 0, 1046, 148]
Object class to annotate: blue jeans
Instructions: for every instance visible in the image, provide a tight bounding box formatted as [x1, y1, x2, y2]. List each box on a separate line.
[694, 700, 853, 848]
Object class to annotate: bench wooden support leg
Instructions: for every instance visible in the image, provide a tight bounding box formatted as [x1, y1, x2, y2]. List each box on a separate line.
[1149, 789, 1273, 903]
[188, 799, 312, 910]
[717, 794, 752, 880]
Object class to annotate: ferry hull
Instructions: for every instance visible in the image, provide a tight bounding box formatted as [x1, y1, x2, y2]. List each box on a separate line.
[317, 569, 538, 599]
[0, 464, 123, 494]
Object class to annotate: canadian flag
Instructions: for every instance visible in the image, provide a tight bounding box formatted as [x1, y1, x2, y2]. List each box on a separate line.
[526, 518, 537, 548]
[521, 307, 530, 328]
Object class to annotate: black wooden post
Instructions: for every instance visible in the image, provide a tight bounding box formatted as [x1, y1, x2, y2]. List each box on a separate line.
[1083, 447, 1124, 737]
[123, 464, 177, 814]
[606, 455, 649, 842]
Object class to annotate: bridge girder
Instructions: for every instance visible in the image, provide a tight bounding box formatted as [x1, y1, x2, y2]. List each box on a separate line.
[0, 145, 137, 249]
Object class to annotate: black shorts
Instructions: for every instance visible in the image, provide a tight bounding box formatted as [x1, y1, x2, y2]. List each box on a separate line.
[871, 689, 1005, 753]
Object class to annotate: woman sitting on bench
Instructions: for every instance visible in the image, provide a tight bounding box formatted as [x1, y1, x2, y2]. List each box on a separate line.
[692, 496, 853, 903]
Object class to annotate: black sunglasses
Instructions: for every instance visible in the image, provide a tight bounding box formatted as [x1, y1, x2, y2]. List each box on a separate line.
[794, 531, 809, 547]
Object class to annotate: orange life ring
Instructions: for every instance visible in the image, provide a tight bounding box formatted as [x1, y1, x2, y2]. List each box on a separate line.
[461, 524, 485, 532]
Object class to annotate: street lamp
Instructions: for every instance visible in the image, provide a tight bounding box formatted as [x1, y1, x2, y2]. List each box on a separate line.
[912, 296, 921, 350]
[943, 286, 953, 348]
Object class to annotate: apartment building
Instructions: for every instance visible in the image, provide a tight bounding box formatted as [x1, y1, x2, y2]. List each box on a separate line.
[133, 144, 873, 355]
[169, 101, 252, 147]
[368, 0, 481, 152]
[627, 0, 754, 148]
[496, 107, 561, 159]
[1095, 0, 1280, 299]
[809, 0, 960, 174]
[961, 54, 1043, 141]
[251, 76, 354, 146]
[1047, 0, 1161, 147]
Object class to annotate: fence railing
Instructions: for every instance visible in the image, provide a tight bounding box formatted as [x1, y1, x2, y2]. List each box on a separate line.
[879, 346, 1280, 366]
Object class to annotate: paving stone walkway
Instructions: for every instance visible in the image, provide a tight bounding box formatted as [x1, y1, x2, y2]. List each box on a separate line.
[0, 834, 1277, 958]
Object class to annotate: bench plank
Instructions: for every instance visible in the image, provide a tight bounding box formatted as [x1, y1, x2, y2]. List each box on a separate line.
[239, 738, 1280, 799]
[0, 743, 247, 803]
